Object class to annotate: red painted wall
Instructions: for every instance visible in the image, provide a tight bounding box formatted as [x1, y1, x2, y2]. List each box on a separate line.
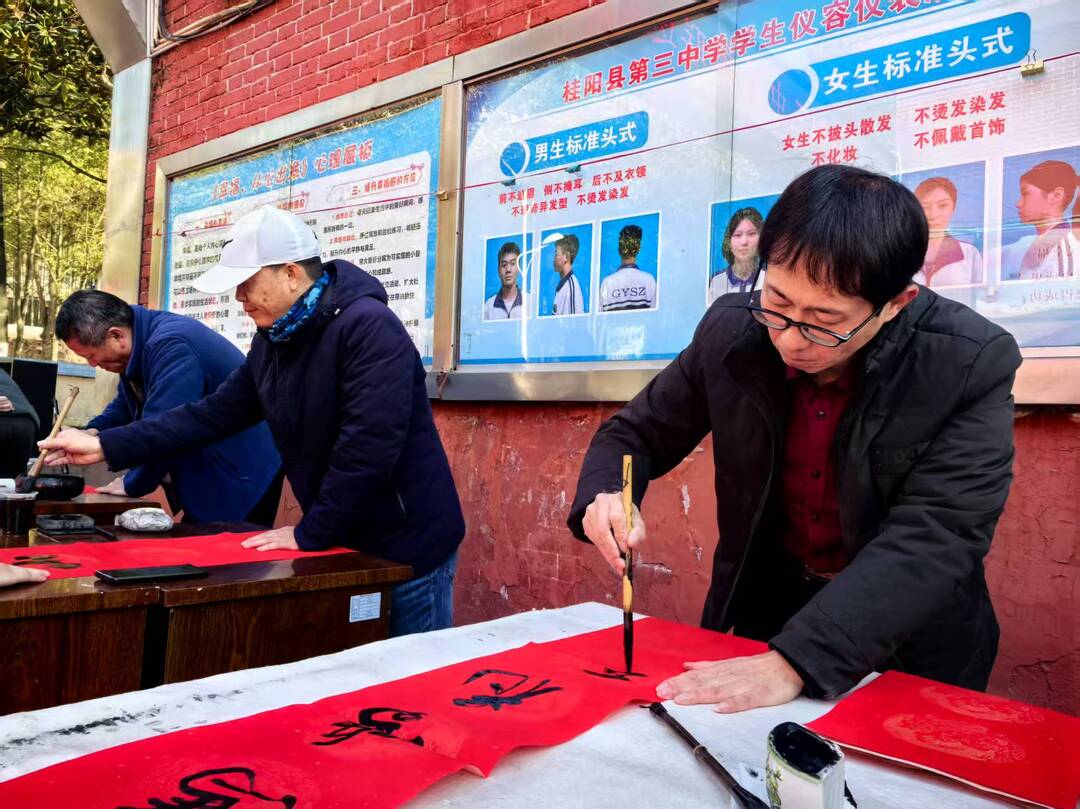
[983, 410, 1079, 715]
[142, 1, 1078, 714]
[434, 402, 718, 627]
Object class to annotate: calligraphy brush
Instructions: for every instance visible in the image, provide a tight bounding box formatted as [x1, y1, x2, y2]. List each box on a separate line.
[621, 454, 634, 674]
[648, 702, 769, 809]
[19, 387, 80, 493]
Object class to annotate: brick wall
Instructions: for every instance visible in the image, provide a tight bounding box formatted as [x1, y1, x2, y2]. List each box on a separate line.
[140, 0, 605, 303]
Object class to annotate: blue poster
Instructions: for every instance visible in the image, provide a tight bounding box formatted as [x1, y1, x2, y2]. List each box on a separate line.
[164, 96, 442, 361]
[459, 6, 740, 366]
[458, 0, 1078, 364]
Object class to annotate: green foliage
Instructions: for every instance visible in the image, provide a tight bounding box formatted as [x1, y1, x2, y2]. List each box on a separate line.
[2, 130, 107, 357]
[0, 0, 111, 141]
[0, 1, 110, 356]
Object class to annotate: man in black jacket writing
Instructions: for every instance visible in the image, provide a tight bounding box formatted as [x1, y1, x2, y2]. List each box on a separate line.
[568, 165, 1020, 711]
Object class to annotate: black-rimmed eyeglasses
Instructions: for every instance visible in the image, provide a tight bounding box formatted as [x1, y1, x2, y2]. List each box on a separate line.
[725, 265, 885, 348]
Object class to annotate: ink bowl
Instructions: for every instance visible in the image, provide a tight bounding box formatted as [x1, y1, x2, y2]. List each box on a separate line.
[15, 474, 85, 501]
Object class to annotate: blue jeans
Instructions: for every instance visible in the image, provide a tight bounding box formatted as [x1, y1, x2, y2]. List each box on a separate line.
[389, 550, 457, 637]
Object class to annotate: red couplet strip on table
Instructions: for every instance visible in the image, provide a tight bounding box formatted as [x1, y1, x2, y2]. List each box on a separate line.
[0, 532, 350, 580]
[2, 700, 467, 809]
[0, 616, 766, 808]
[807, 670, 1080, 809]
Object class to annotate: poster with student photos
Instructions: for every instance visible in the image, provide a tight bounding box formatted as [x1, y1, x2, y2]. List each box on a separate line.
[457, 0, 1079, 368]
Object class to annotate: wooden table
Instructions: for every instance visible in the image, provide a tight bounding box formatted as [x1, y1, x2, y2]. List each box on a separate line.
[33, 493, 156, 524]
[0, 566, 157, 714]
[0, 522, 412, 714]
[146, 525, 412, 685]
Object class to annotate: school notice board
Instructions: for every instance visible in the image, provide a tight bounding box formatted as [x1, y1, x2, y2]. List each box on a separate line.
[164, 96, 442, 362]
[457, 0, 1079, 368]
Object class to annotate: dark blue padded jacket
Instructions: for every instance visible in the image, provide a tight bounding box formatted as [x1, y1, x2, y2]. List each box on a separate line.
[100, 262, 464, 575]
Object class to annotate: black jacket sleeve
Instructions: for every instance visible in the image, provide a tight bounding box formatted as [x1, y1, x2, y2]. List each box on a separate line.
[567, 317, 715, 540]
[99, 358, 264, 472]
[770, 333, 1021, 698]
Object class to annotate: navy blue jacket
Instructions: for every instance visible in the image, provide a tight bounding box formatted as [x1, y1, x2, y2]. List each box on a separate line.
[89, 306, 281, 522]
[100, 262, 464, 576]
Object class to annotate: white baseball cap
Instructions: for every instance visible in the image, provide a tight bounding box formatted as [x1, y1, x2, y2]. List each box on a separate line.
[193, 205, 321, 294]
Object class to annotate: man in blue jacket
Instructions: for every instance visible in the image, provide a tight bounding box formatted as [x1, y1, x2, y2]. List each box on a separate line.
[56, 290, 283, 525]
[44, 206, 465, 636]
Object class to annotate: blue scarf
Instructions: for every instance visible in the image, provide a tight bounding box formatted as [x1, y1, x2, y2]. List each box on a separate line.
[267, 270, 331, 343]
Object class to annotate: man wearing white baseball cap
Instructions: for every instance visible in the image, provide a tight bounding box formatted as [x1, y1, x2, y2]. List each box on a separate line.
[194, 205, 322, 295]
[42, 205, 466, 636]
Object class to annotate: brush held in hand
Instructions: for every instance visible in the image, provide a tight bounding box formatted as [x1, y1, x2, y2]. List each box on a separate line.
[20, 387, 80, 492]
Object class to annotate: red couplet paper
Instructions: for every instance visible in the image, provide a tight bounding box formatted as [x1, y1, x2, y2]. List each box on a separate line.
[0, 617, 768, 808]
[807, 670, 1080, 809]
[0, 532, 350, 580]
